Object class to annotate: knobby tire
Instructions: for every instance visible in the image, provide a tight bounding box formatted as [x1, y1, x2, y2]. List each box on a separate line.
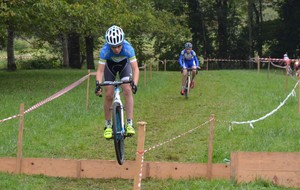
[185, 76, 190, 99]
[112, 102, 125, 165]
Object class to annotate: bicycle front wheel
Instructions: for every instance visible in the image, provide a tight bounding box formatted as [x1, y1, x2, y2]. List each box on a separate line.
[112, 102, 125, 165]
[185, 76, 190, 98]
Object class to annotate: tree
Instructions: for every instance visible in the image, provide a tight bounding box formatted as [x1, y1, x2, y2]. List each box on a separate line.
[0, 0, 30, 71]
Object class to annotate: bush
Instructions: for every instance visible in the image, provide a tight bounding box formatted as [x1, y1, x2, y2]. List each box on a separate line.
[17, 57, 62, 69]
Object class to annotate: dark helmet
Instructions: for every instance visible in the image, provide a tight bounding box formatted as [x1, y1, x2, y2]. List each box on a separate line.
[184, 42, 192, 49]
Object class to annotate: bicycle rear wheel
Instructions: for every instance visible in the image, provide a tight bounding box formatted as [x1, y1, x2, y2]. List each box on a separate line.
[112, 102, 125, 165]
[185, 76, 190, 98]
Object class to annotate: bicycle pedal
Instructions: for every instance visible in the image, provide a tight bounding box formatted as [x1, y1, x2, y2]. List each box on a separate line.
[125, 134, 134, 138]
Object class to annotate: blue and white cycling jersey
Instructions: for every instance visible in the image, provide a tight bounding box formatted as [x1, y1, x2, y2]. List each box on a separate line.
[99, 40, 137, 65]
[178, 49, 200, 68]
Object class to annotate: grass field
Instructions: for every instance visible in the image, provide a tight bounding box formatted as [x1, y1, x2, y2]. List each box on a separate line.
[0, 69, 299, 190]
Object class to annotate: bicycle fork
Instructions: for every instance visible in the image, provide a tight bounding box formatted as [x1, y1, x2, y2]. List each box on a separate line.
[114, 87, 126, 136]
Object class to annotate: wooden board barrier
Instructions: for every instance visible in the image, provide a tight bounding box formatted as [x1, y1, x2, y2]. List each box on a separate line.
[1, 152, 299, 188]
[231, 152, 300, 188]
[0, 158, 229, 180]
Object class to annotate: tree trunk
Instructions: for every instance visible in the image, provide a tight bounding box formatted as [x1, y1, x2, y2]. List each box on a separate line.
[85, 35, 95, 69]
[62, 34, 69, 67]
[7, 25, 17, 71]
[248, 0, 254, 68]
[257, 0, 263, 56]
[216, 0, 228, 69]
[68, 33, 81, 69]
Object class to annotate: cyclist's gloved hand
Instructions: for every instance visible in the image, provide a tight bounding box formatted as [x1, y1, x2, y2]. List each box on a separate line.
[131, 81, 138, 94]
[95, 80, 102, 97]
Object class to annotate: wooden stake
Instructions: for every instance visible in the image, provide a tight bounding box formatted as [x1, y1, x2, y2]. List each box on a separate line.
[133, 122, 147, 190]
[86, 70, 90, 111]
[16, 103, 24, 174]
[256, 56, 260, 73]
[298, 75, 300, 114]
[268, 58, 270, 79]
[285, 66, 288, 92]
[144, 64, 147, 86]
[206, 59, 209, 71]
[150, 62, 152, 80]
[207, 114, 214, 180]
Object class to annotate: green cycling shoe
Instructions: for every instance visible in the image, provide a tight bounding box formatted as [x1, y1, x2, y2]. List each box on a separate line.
[126, 125, 135, 136]
[104, 126, 113, 139]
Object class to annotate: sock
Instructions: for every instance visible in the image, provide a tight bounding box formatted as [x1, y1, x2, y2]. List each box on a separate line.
[127, 119, 133, 126]
[105, 120, 111, 127]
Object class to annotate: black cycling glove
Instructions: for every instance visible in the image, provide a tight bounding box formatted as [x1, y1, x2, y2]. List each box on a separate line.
[131, 81, 138, 94]
[95, 80, 102, 96]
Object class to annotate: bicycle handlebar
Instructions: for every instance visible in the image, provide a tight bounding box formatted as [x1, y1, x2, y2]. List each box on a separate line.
[98, 80, 132, 87]
[185, 67, 200, 71]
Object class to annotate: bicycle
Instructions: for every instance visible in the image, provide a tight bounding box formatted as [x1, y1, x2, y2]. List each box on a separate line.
[183, 67, 200, 98]
[97, 80, 133, 165]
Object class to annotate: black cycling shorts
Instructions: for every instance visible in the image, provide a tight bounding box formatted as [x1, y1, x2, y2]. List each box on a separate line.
[104, 59, 132, 82]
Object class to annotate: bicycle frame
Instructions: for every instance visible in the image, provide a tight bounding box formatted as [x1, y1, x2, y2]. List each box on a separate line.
[184, 68, 197, 98]
[99, 80, 132, 165]
[113, 86, 125, 137]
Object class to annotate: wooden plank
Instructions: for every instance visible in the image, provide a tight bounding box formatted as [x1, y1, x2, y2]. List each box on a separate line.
[0, 158, 230, 180]
[146, 162, 230, 180]
[21, 158, 80, 178]
[231, 152, 300, 188]
[80, 160, 136, 179]
[146, 162, 206, 179]
[212, 163, 230, 179]
[0, 158, 17, 173]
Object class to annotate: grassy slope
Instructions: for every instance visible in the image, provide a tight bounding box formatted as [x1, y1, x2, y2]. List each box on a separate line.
[0, 69, 299, 190]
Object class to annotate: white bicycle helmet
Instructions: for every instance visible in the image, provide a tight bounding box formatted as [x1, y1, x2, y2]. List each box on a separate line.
[105, 25, 124, 47]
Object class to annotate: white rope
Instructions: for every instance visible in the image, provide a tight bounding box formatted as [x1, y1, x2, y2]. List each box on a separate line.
[270, 61, 286, 69]
[230, 81, 299, 130]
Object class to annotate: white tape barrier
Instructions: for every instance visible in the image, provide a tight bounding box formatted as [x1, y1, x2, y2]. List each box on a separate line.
[230, 81, 299, 130]
[0, 74, 90, 123]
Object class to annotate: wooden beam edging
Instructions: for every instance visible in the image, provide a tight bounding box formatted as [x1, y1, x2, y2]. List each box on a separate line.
[230, 152, 300, 188]
[1, 152, 299, 188]
[0, 158, 230, 180]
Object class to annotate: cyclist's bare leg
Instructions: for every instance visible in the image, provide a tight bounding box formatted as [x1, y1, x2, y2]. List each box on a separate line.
[191, 66, 197, 81]
[181, 69, 187, 87]
[104, 86, 114, 121]
[122, 83, 133, 120]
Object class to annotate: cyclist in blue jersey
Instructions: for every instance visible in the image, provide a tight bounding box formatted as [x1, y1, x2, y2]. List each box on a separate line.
[95, 25, 139, 139]
[178, 42, 200, 95]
